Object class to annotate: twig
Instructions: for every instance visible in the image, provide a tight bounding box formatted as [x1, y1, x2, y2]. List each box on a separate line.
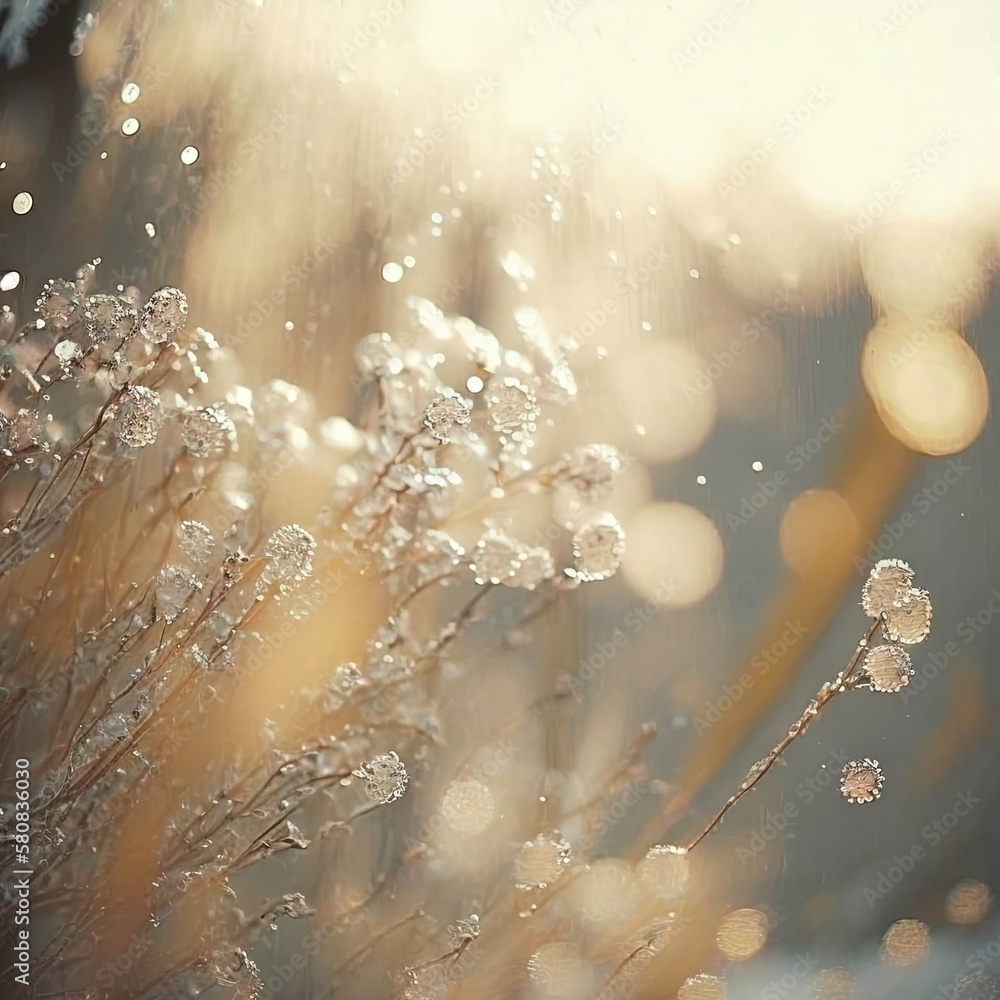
[684, 614, 884, 851]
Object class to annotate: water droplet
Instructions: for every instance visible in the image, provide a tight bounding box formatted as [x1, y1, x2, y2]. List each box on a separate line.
[403, 255, 416, 268]
[121, 82, 140, 103]
[122, 118, 140, 136]
[12, 192, 32, 214]
[381, 262, 404, 283]
[180, 145, 199, 165]
[145, 223, 156, 237]
[696, 475, 707, 485]
[752, 461, 763, 472]
[0, 271, 20, 291]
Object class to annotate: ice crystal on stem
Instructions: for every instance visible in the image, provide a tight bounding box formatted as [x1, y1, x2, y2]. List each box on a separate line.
[353, 751, 408, 804]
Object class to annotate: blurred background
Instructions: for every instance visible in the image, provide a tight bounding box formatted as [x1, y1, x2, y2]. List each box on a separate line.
[1, 0, 998, 997]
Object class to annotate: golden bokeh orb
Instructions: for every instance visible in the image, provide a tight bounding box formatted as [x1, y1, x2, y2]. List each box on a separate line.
[861, 317, 988, 456]
[623, 502, 724, 607]
[609, 340, 717, 463]
[779, 489, 860, 578]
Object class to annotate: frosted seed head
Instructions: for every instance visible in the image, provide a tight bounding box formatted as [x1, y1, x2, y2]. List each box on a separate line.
[155, 564, 202, 622]
[117, 385, 164, 448]
[354, 331, 403, 379]
[862, 644, 914, 693]
[37, 278, 82, 329]
[85, 293, 137, 345]
[568, 514, 625, 582]
[638, 844, 690, 903]
[423, 389, 472, 444]
[880, 918, 930, 967]
[138, 286, 188, 343]
[841, 758, 884, 804]
[181, 405, 235, 458]
[262, 524, 316, 584]
[485, 376, 539, 434]
[470, 528, 523, 585]
[678, 973, 726, 1000]
[507, 546, 555, 590]
[716, 908, 769, 960]
[332, 662, 363, 695]
[862, 558, 914, 617]
[882, 587, 932, 644]
[353, 751, 408, 804]
[808, 968, 856, 1000]
[527, 942, 590, 997]
[176, 520, 215, 567]
[557, 443, 625, 503]
[513, 832, 572, 890]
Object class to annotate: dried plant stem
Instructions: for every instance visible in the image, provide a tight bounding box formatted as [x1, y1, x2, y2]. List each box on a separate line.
[684, 614, 884, 851]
